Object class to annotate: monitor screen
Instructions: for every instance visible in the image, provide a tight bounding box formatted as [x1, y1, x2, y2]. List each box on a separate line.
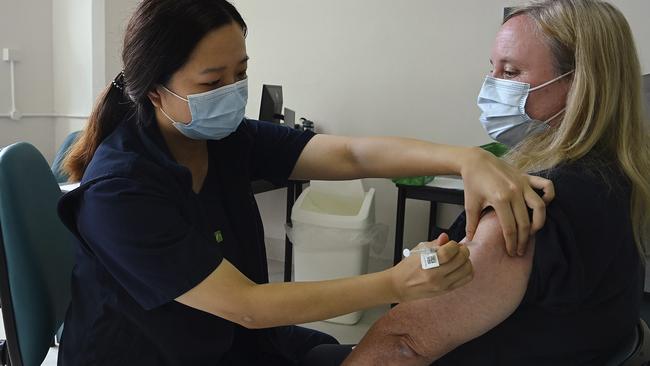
[259, 85, 283, 124]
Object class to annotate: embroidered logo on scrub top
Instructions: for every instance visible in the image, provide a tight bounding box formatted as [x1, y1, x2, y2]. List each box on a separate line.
[214, 230, 224, 243]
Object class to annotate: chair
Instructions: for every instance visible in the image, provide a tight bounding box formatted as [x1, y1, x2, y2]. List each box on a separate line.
[51, 131, 81, 184]
[0, 142, 74, 366]
[50, 131, 79, 348]
[605, 318, 650, 366]
[643, 74, 650, 114]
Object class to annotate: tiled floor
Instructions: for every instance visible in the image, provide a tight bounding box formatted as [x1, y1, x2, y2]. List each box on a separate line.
[1, 257, 391, 365]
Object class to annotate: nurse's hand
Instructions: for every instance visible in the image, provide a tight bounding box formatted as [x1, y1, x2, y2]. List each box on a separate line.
[460, 148, 554, 257]
[389, 234, 473, 303]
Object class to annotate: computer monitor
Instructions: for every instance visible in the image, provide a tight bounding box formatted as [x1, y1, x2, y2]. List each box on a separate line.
[259, 85, 283, 124]
[503, 7, 516, 20]
[283, 107, 296, 128]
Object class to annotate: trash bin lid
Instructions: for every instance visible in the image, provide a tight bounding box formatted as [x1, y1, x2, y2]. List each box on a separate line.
[309, 180, 365, 202]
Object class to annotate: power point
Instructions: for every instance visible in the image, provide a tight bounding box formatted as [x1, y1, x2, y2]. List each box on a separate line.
[10, 109, 22, 121]
[2, 48, 18, 62]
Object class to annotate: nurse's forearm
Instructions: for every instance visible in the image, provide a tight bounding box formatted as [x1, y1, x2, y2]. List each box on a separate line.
[348, 136, 476, 178]
[244, 271, 396, 329]
[176, 259, 397, 329]
[291, 135, 479, 181]
[177, 241, 471, 329]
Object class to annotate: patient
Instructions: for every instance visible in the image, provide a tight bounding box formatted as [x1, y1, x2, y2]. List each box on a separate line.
[343, 0, 650, 365]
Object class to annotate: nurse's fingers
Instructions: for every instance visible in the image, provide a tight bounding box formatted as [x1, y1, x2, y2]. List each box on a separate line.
[524, 184, 547, 234]
[443, 258, 473, 284]
[439, 244, 470, 276]
[527, 175, 555, 204]
[433, 241, 463, 266]
[511, 193, 531, 256]
[436, 232, 451, 246]
[492, 201, 518, 257]
[413, 233, 451, 252]
[464, 200, 482, 241]
[411, 233, 451, 261]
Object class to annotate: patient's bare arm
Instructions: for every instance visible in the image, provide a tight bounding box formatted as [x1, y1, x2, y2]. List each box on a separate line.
[343, 212, 534, 365]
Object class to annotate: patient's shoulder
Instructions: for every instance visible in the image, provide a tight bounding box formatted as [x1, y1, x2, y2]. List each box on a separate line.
[535, 155, 630, 205]
[522, 155, 635, 311]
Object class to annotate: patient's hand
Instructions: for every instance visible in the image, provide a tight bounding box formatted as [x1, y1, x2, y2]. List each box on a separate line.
[343, 212, 534, 365]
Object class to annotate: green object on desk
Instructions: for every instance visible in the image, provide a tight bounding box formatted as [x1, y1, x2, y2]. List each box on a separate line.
[392, 176, 435, 186]
[480, 142, 509, 157]
[391, 143, 507, 186]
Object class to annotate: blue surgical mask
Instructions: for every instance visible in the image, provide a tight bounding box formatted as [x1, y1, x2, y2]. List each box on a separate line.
[477, 71, 573, 147]
[160, 78, 248, 140]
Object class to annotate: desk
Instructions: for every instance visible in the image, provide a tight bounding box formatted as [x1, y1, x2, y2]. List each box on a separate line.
[280, 181, 306, 282]
[393, 176, 465, 266]
[59, 179, 306, 282]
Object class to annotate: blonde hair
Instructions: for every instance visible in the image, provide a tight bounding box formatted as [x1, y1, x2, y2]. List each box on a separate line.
[505, 0, 650, 257]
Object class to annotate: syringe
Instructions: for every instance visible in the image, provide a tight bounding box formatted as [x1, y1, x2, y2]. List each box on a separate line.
[403, 244, 440, 269]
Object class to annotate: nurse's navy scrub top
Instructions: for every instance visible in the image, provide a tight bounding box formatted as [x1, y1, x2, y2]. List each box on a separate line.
[56, 117, 316, 365]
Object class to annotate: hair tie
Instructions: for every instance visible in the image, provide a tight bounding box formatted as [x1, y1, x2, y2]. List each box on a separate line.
[112, 70, 126, 90]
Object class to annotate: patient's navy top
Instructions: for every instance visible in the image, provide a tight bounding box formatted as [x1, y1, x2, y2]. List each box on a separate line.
[437, 154, 643, 365]
[56, 117, 332, 365]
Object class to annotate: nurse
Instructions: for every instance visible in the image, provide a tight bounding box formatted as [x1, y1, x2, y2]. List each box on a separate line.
[57, 0, 553, 365]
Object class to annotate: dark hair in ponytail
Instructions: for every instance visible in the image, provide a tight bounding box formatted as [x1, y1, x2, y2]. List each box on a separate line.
[64, 0, 247, 182]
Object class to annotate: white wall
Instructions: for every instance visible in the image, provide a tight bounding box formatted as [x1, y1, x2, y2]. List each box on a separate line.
[3, 0, 647, 260]
[613, 1, 650, 71]
[105, 0, 140, 83]
[52, 0, 95, 150]
[0, 0, 56, 162]
[231, 0, 650, 260]
[0, 0, 140, 161]
[53, 0, 141, 150]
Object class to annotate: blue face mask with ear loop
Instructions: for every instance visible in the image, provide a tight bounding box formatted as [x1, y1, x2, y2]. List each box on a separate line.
[159, 78, 248, 140]
[477, 70, 574, 147]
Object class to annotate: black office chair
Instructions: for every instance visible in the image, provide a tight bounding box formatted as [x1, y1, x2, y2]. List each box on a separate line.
[642, 74, 650, 124]
[643, 74, 650, 113]
[604, 318, 650, 366]
[616, 70, 650, 363]
[623, 74, 650, 366]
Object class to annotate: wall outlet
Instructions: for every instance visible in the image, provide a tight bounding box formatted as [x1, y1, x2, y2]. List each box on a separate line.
[2, 48, 18, 62]
[10, 109, 22, 121]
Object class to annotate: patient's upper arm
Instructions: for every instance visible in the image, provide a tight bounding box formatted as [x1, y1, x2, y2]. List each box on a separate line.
[344, 212, 534, 365]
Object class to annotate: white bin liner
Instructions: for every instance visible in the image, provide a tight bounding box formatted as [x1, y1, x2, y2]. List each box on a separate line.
[287, 180, 387, 325]
[286, 223, 388, 255]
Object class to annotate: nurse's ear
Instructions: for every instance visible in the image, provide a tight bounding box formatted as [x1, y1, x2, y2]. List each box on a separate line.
[147, 87, 164, 109]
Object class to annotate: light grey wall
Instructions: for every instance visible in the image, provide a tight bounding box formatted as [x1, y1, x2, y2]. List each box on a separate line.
[52, 0, 95, 151]
[105, 0, 140, 84]
[2, 0, 648, 259]
[0, 0, 56, 162]
[231, 0, 650, 259]
[52, 0, 141, 150]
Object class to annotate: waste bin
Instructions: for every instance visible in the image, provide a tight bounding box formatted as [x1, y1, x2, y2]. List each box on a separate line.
[288, 179, 377, 325]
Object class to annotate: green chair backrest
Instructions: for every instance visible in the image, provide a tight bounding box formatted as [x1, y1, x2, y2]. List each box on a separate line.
[0, 142, 74, 366]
